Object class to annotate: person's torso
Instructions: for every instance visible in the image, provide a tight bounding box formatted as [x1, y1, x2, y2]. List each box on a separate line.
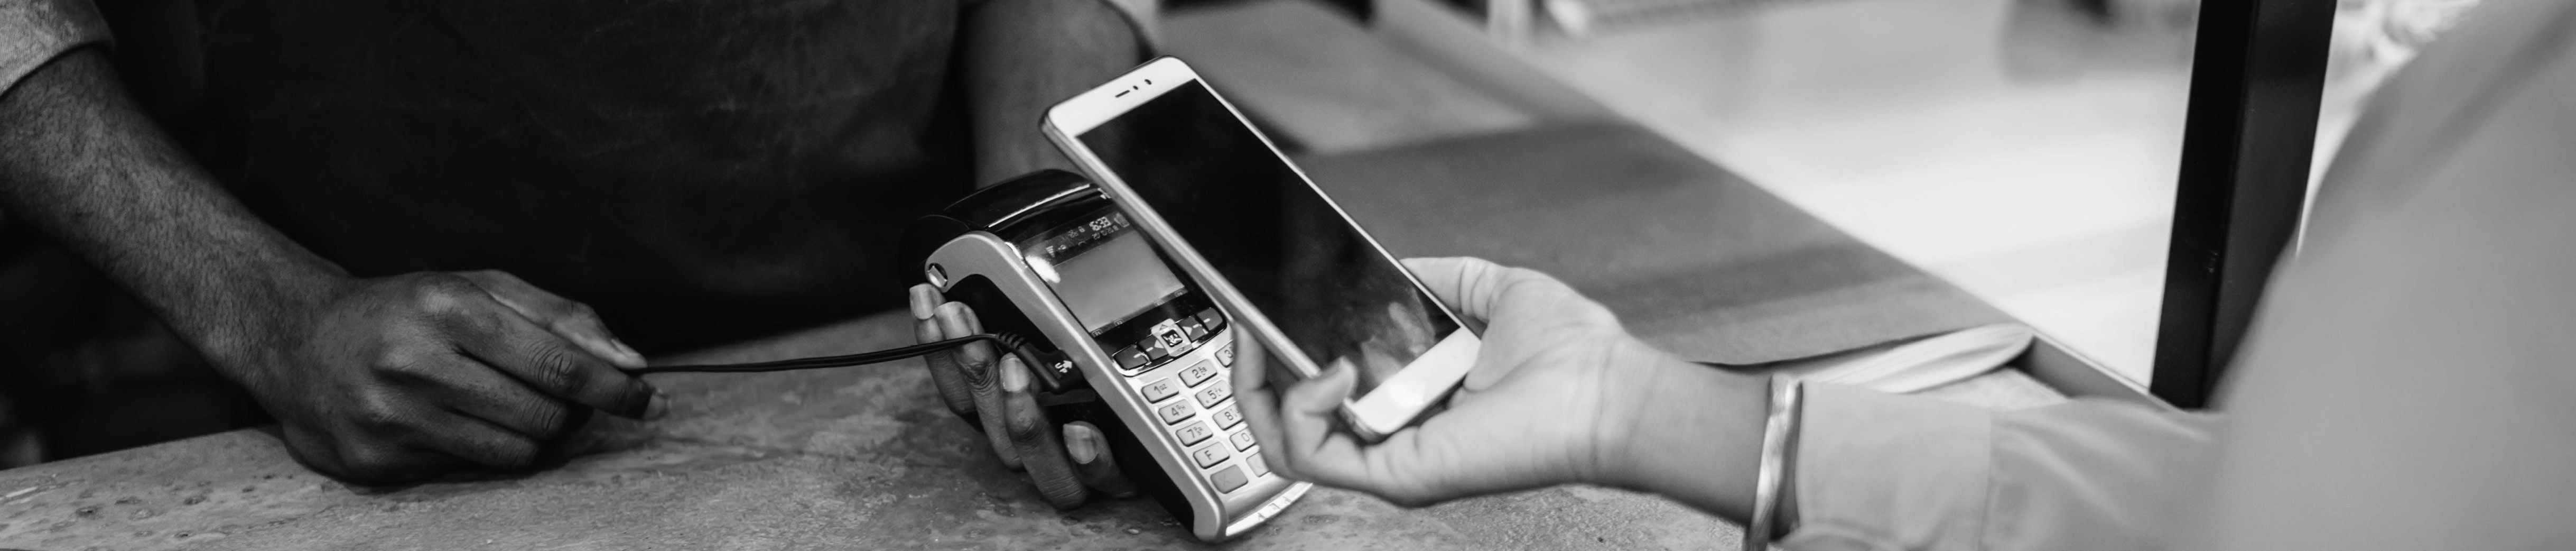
[2201, 1, 2576, 547]
[193, 0, 973, 349]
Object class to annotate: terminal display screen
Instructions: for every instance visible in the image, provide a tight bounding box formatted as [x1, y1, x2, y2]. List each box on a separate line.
[1028, 210, 1187, 333]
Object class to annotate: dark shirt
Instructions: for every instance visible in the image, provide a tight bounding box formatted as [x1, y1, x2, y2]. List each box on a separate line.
[192, 0, 975, 350]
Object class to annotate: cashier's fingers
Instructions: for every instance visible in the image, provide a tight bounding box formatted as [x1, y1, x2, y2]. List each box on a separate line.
[938, 302, 1026, 469]
[999, 355, 1090, 509]
[315, 441, 468, 486]
[443, 297, 662, 420]
[417, 409, 543, 470]
[915, 287, 981, 421]
[457, 270, 646, 370]
[1065, 422, 1139, 498]
[431, 357, 585, 440]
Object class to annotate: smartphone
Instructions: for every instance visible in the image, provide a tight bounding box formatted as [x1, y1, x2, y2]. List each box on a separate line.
[1042, 57, 1481, 441]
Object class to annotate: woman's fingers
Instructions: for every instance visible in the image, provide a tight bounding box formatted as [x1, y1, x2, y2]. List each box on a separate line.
[1231, 336, 1300, 481]
[1275, 363, 1383, 490]
[1251, 334, 1519, 507]
[1400, 257, 1505, 326]
[1240, 331, 1439, 503]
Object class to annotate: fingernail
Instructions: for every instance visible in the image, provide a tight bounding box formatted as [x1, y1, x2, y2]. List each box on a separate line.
[1066, 425, 1099, 464]
[909, 286, 938, 319]
[1326, 361, 1355, 382]
[645, 389, 671, 420]
[611, 339, 645, 365]
[1001, 356, 1029, 393]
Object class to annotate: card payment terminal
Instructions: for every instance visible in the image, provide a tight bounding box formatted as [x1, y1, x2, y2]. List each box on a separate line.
[898, 169, 1311, 542]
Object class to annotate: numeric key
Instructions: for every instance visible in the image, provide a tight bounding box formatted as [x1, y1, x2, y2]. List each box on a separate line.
[1179, 360, 1217, 387]
[1194, 378, 1232, 407]
[1158, 401, 1194, 425]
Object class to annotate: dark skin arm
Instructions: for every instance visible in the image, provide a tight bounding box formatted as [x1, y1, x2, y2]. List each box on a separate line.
[920, 0, 1147, 509]
[0, 49, 661, 484]
[964, 0, 1150, 187]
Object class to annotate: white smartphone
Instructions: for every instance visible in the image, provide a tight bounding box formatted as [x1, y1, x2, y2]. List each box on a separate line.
[1042, 57, 1481, 442]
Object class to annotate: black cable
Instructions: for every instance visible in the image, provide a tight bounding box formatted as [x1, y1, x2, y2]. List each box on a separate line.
[633, 333, 1041, 375]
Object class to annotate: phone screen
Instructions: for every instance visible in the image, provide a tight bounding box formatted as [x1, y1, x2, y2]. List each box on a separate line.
[1077, 80, 1462, 397]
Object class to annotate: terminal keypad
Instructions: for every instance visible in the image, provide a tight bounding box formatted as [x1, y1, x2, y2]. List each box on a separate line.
[1101, 307, 1266, 493]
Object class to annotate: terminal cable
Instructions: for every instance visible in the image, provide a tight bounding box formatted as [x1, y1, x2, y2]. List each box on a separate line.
[632, 333, 1044, 375]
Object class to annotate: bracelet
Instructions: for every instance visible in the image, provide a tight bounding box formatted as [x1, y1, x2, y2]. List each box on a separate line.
[1743, 374, 1804, 550]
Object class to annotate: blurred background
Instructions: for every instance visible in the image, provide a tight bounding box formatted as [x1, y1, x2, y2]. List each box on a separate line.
[1155, 0, 2475, 385]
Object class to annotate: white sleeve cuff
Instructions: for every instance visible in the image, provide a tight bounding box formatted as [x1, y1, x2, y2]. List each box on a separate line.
[1782, 383, 1995, 551]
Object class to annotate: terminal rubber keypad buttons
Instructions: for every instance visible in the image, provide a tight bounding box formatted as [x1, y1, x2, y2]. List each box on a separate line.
[1210, 465, 1248, 492]
[1211, 402, 1243, 429]
[1113, 346, 1150, 371]
[1178, 360, 1218, 388]
[1141, 379, 1180, 403]
[1245, 454, 1270, 477]
[1157, 401, 1194, 425]
[1176, 421, 1214, 446]
[1194, 378, 1231, 408]
[1142, 320, 1193, 360]
[1141, 337, 1173, 361]
[1229, 430, 1257, 451]
[1192, 445, 1229, 469]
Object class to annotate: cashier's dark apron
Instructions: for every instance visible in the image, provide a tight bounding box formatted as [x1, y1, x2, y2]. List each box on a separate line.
[191, 0, 974, 351]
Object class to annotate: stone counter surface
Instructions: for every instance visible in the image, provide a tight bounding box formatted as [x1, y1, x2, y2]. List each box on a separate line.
[0, 311, 1737, 550]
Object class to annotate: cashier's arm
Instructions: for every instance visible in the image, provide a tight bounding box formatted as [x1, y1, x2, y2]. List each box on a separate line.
[0, 47, 661, 484]
[1234, 258, 2221, 551]
[910, 0, 1151, 511]
[961, 0, 1151, 186]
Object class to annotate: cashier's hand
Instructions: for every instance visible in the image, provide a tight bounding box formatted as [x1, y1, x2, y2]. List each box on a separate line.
[225, 271, 663, 485]
[911, 284, 1137, 510]
[1235, 257, 1715, 507]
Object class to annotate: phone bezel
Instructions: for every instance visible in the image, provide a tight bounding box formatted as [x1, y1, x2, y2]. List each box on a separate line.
[1040, 57, 1480, 441]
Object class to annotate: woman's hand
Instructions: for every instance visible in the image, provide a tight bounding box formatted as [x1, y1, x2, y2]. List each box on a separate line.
[1233, 257, 1772, 509]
